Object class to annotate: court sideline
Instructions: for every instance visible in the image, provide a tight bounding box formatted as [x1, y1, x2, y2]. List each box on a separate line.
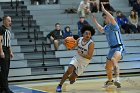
[9, 75, 140, 93]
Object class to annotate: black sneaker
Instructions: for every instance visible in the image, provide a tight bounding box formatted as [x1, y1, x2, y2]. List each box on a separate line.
[114, 81, 121, 88]
[104, 80, 114, 87]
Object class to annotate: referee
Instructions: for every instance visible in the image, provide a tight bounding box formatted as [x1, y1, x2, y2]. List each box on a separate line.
[0, 16, 14, 93]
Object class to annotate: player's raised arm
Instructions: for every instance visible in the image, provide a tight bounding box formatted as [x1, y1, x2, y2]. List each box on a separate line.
[92, 14, 104, 33]
[101, 3, 116, 25]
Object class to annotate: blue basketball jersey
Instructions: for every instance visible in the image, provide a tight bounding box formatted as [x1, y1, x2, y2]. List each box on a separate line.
[104, 23, 123, 47]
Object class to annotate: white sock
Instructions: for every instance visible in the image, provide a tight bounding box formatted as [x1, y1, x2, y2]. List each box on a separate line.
[115, 77, 120, 82]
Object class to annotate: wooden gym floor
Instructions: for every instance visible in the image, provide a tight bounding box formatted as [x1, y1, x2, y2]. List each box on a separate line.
[9, 74, 140, 93]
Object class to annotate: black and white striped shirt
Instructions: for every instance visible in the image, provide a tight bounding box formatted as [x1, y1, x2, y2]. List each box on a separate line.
[0, 25, 11, 47]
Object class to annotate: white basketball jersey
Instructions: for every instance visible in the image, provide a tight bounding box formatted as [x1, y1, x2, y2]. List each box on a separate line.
[75, 37, 93, 62]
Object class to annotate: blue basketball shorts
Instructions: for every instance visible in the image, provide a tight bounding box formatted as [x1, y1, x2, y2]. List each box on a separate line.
[107, 46, 125, 60]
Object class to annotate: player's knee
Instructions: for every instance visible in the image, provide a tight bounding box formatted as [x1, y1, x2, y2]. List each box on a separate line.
[112, 52, 122, 61]
[111, 57, 117, 62]
[69, 73, 77, 81]
[54, 40, 59, 44]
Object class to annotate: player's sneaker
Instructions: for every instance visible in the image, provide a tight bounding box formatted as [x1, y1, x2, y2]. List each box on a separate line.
[114, 81, 121, 88]
[56, 85, 62, 92]
[104, 80, 114, 87]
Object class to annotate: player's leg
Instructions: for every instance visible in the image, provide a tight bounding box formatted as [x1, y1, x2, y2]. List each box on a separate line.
[60, 65, 75, 85]
[104, 48, 115, 87]
[69, 72, 78, 84]
[68, 59, 89, 84]
[111, 51, 122, 88]
[56, 65, 75, 92]
[104, 59, 114, 87]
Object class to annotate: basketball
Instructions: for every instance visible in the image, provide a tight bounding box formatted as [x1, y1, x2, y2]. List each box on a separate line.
[64, 37, 76, 49]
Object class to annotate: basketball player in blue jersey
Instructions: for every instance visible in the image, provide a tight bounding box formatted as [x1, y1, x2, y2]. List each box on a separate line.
[56, 25, 95, 92]
[92, 3, 125, 88]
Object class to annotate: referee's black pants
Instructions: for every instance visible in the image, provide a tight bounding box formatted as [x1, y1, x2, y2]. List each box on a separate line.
[0, 46, 10, 90]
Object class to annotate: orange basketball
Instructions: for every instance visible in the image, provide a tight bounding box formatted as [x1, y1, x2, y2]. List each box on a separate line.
[64, 37, 76, 49]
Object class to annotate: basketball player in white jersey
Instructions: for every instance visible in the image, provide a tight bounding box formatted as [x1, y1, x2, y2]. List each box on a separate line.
[56, 25, 95, 92]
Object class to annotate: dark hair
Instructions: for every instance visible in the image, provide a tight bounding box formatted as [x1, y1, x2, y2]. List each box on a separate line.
[55, 23, 60, 26]
[130, 10, 137, 19]
[119, 12, 126, 18]
[116, 11, 121, 15]
[65, 26, 70, 30]
[81, 25, 95, 36]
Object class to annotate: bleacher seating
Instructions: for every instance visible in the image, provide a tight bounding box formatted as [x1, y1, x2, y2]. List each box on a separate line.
[0, 0, 139, 81]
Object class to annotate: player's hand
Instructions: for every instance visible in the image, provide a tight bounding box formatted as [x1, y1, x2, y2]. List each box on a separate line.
[101, 2, 105, 12]
[92, 14, 97, 23]
[81, 4, 85, 9]
[0, 51, 5, 58]
[77, 50, 82, 55]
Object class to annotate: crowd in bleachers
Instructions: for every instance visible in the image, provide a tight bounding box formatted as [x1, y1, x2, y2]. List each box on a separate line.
[129, 0, 140, 17]
[44, 0, 140, 50]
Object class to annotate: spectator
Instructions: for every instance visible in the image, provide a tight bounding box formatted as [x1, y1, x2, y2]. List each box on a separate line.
[89, 0, 98, 13]
[63, 26, 73, 39]
[77, 0, 91, 18]
[133, 0, 140, 17]
[128, 10, 138, 33]
[99, 0, 115, 12]
[64, 7, 77, 14]
[129, 0, 137, 6]
[115, 11, 131, 34]
[47, 23, 64, 50]
[46, 0, 58, 4]
[77, 17, 90, 37]
[31, 0, 45, 5]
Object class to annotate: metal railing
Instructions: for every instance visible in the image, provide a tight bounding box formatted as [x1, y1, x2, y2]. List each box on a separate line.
[21, 5, 26, 30]
[15, 0, 19, 16]
[10, 0, 14, 9]
[33, 28, 38, 52]
[27, 15, 32, 39]
[41, 41, 47, 67]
